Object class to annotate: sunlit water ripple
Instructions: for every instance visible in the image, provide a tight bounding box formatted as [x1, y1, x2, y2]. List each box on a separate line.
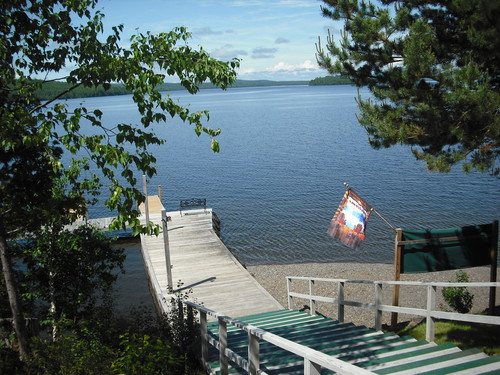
[71, 85, 498, 268]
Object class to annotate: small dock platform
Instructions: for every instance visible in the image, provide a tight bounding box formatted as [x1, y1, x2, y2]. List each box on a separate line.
[139, 196, 282, 318]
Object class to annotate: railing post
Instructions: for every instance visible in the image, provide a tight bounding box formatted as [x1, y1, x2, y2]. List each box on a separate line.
[287, 277, 293, 309]
[200, 311, 209, 373]
[426, 284, 436, 342]
[392, 228, 403, 328]
[338, 281, 345, 322]
[161, 210, 173, 290]
[489, 220, 498, 314]
[309, 279, 316, 315]
[142, 174, 150, 225]
[248, 331, 260, 375]
[187, 305, 194, 339]
[219, 318, 228, 375]
[304, 358, 321, 375]
[177, 299, 184, 326]
[374, 282, 382, 331]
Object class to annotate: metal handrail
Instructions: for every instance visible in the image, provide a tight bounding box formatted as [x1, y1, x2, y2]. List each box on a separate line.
[286, 276, 500, 342]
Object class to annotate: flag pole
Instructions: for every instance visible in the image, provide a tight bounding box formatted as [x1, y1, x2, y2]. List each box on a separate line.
[343, 182, 400, 326]
[343, 182, 397, 232]
[371, 208, 397, 232]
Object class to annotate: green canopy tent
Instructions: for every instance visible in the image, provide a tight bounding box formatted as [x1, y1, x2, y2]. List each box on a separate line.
[391, 221, 498, 326]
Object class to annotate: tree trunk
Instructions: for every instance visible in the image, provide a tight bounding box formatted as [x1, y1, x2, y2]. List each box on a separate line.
[0, 226, 31, 360]
[49, 271, 58, 341]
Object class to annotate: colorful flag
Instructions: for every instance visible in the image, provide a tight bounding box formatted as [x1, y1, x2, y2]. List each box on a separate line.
[328, 189, 372, 250]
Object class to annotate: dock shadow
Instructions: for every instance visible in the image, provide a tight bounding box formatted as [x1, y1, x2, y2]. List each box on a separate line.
[174, 277, 216, 293]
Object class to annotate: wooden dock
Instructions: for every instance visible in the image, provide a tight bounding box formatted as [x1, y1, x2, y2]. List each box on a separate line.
[138, 196, 283, 318]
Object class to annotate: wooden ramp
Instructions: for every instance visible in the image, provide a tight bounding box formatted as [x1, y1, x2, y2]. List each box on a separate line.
[139, 196, 282, 318]
[207, 309, 500, 374]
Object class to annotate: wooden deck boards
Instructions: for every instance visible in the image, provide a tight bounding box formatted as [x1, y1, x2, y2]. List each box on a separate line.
[138, 197, 282, 318]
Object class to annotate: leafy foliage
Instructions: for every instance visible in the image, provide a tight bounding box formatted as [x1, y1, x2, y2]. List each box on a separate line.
[12, 301, 202, 375]
[111, 333, 179, 375]
[317, 0, 499, 174]
[20, 225, 125, 327]
[442, 270, 474, 314]
[30, 327, 115, 375]
[1, 0, 239, 360]
[1, 0, 239, 237]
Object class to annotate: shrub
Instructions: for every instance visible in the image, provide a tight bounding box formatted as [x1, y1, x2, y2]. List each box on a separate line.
[442, 271, 474, 314]
[112, 332, 179, 375]
[30, 331, 114, 375]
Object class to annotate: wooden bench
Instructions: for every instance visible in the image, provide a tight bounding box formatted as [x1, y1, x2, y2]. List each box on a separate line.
[179, 198, 206, 215]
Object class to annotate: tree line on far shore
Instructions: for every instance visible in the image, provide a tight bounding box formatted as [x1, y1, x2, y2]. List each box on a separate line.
[34, 76, 351, 100]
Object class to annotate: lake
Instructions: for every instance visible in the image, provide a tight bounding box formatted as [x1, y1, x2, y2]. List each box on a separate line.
[77, 84, 498, 268]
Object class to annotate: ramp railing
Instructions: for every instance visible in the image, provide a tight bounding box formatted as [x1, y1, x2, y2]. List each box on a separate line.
[166, 294, 375, 375]
[286, 276, 500, 342]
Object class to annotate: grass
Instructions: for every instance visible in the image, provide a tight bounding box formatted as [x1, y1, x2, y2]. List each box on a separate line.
[395, 319, 500, 356]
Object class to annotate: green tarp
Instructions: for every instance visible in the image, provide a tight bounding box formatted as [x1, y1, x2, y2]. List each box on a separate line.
[400, 223, 494, 273]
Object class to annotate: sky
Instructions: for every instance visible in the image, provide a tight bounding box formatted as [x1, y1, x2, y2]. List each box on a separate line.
[97, 0, 342, 81]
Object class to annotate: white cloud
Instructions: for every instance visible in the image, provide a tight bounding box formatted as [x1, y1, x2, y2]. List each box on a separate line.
[194, 27, 224, 36]
[210, 45, 248, 60]
[275, 37, 290, 44]
[238, 67, 257, 75]
[266, 60, 320, 74]
[194, 27, 236, 38]
[252, 47, 278, 59]
[237, 59, 323, 81]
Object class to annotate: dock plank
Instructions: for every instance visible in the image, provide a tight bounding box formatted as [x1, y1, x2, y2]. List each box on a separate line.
[138, 197, 282, 318]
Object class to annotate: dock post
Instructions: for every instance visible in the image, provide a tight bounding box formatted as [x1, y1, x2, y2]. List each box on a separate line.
[337, 281, 345, 322]
[489, 220, 498, 314]
[374, 282, 382, 331]
[426, 284, 436, 342]
[161, 210, 173, 290]
[142, 175, 150, 225]
[248, 331, 260, 375]
[200, 311, 209, 372]
[392, 229, 403, 327]
[218, 318, 228, 374]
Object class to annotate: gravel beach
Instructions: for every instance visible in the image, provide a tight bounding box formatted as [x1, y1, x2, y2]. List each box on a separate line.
[247, 262, 499, 328]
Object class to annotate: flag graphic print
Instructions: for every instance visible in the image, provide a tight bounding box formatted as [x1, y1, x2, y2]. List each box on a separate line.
[327, 189, 372, 250]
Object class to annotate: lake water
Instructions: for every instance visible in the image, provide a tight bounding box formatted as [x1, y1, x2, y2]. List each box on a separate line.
[72, 85, 498, 310]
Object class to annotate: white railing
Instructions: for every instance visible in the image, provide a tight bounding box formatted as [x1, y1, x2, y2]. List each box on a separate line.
[286, 276, 500, 342]
[168, 294, 376, 375]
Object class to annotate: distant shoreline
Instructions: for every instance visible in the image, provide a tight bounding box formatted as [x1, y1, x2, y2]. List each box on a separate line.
[34, 76, 353, 100]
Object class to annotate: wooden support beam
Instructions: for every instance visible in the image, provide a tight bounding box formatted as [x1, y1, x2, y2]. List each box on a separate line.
[392, 228, 403, 327]
[248, 331, 260, 375]
[426, 284, 437, 342]
[490, 220, 498, 315]
[219, 318, 228, 375]
[338, 281, 345, 322]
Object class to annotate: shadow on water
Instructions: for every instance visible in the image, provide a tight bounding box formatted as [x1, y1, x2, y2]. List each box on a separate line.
[113, 239, 155, 312]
